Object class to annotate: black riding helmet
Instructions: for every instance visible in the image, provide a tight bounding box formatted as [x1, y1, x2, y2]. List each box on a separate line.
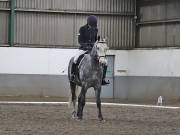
[87, 15, 97, 27]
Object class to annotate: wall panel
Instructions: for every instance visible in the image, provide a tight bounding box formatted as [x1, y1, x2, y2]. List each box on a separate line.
[137, 0, 180, 48]
[0, 0, 135, 49]
[0, 11, 8, 45]
[0, 0, 9, 8]
[138, 25, 166, 47]
[0, 0, 9, 45]
[15, 12, 74, 46]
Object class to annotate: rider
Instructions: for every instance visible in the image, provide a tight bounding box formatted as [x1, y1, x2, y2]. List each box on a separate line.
[71, 15, 109, 85]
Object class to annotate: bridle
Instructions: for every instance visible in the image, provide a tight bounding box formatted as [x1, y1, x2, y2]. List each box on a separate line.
[94, 42, 107, 63]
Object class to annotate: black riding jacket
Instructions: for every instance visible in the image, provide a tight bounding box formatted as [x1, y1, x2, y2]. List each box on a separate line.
[78, 24, 98, 50]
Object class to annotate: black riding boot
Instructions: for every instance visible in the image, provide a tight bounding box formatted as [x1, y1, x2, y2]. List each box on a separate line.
[102, 65, 110, 85]
[70, 63, 76, 81]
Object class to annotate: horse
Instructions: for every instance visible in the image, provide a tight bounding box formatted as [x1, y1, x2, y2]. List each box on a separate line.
[68, 40, 109, 121]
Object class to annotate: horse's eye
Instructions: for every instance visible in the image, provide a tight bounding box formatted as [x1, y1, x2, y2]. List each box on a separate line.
[97, 47, 99, 50]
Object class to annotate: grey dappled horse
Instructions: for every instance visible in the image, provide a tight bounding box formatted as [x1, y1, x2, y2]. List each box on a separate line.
[68, 40, 109, 121]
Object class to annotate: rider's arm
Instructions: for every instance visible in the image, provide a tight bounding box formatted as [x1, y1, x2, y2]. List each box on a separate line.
[78, 27, 85, 46]
[95, 28, 98, 41]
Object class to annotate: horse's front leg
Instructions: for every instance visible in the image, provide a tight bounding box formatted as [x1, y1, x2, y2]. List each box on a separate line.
[95, 87, 103, 121]
[77, 86, 87, 120]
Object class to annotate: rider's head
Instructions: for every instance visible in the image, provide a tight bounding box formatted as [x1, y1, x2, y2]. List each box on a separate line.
[87, 15, 97, 27]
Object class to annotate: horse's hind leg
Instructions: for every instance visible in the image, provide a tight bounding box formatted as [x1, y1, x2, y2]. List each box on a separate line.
[77, 86, 87, 120]
[70, 82, 77, 118]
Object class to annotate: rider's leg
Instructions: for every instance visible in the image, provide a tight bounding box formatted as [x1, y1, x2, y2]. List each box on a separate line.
[102, 61, 110, 85]
[71, 50, 86, 81]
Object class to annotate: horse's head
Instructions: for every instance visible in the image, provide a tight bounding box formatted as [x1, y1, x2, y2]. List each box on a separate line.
[91, 39, 109, 64]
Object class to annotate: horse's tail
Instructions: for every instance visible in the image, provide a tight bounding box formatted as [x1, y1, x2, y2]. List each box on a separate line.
[68, 57, 74, 81]
[68, 57, 79, 111]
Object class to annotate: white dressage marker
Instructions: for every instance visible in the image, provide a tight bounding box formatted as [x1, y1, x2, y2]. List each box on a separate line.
[0, 101, 180, 109]
[157, 96, 163, 106]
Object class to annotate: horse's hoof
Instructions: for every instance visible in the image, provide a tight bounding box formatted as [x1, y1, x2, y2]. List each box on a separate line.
[98, 117, 104, 122]
[76, 117, 83, 121]
[71, 111, 76, 119]
[99, 119, 106, 123]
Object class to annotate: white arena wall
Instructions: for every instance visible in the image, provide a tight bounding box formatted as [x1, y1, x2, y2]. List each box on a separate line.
[0, 47, 180, 101]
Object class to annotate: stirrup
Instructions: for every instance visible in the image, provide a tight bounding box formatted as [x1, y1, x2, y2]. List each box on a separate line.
[102, 79, 110, 85]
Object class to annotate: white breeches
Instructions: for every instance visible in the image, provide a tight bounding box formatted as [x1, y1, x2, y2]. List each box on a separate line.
[99, 57, 108, 66]
[74, 50, 87, 64]
[74, 49, 108, 66]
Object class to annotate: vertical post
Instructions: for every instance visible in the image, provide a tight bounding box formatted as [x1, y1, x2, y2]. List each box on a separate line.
[73, 0, 77, 47]
[8, 0, 15, 47]
[134, 0, 138, 48]
[164, 0, 167, 47]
